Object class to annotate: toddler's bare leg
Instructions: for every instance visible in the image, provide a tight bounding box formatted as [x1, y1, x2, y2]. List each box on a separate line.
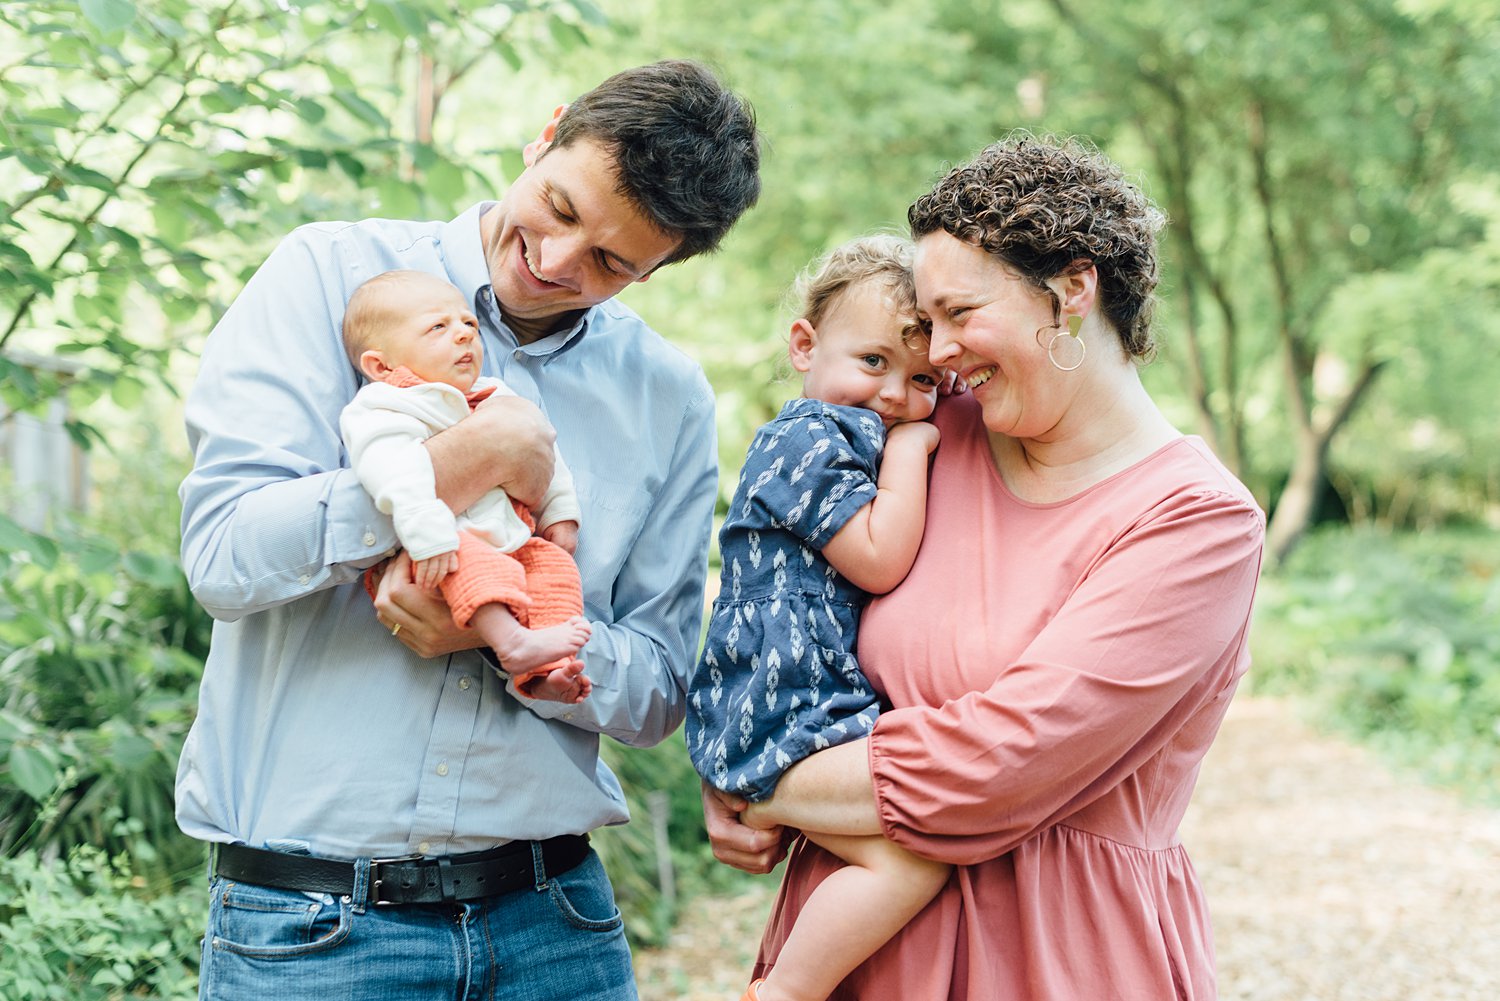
[755, 832, 950, 1001]
[471, 603, 590, 675]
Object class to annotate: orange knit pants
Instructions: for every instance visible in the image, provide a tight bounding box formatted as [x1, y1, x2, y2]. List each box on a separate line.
[365, 508, 584, 696]
[440, 528, 584, 695]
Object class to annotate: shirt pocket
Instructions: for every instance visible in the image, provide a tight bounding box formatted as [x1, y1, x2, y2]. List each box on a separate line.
[571, 471, 653, 616]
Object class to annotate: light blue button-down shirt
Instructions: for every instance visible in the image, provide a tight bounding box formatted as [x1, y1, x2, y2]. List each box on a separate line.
[175, 203, 716, 858]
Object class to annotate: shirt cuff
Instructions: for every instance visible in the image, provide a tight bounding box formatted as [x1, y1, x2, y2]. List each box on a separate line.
[323, 467, 401, 564]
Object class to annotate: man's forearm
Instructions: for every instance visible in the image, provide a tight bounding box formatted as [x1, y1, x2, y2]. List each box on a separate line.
[426, 396, 556, 511]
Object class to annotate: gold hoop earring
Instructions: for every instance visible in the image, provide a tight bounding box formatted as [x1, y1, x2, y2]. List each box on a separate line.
[1036, 314, 1086, 372]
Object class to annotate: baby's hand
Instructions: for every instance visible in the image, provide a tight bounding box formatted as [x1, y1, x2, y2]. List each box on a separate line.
[887, 420, 941, 455]
[412, 551, 458, 590]
[541, 520, 579, 555]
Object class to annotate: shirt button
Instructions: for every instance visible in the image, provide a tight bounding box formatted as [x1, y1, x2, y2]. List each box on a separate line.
[298, 574, 310, 585]
[458, 677, 472, 690]
[363, 531, 377, 547]
[562, 712, 574, 721]
[436, 762, 449, 777]
[418, 841, 431, 855]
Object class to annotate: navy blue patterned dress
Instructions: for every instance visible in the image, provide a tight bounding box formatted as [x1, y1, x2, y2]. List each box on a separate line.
[687, 399, 888, 802]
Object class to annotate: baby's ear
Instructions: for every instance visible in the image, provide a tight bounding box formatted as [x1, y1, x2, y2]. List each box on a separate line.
[787, 318, 818, 373]
[359, 349, 393, 382]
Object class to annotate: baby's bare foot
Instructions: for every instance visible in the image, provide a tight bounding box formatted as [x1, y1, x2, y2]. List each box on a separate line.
[520, 659, 593, 703]
[492, 616, 591, 675]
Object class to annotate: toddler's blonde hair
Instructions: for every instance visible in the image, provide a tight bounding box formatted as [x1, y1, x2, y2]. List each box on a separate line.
[793, 234, 922, 345]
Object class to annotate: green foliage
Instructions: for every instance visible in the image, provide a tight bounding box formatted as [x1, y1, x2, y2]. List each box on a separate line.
[0, 0, 603, 440]
[596, 737, 751, 947]
[0, 848, 200, 1001]
[1253, 527, 1500, 802]
[0, 512, 209, 875]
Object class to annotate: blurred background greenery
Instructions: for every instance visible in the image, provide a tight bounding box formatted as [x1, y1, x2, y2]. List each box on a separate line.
[1, 0, 1497, 995]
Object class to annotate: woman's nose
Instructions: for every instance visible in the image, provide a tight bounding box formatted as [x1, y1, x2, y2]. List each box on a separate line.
[928, 324, 961, 366]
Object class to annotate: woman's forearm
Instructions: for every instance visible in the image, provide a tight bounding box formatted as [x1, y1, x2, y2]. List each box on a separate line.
[744, 738, 883, 836]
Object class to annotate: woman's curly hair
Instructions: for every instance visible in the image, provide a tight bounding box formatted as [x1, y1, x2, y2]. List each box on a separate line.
[908, 133, 1166, 360]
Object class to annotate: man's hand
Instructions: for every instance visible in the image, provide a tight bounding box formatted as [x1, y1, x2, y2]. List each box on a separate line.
[371, 551, 486, 658]
[540, 519, 579, 555]
[430, 394, 556, 511]
[411, 550, 458, 590]
[701, 782, 789, 875]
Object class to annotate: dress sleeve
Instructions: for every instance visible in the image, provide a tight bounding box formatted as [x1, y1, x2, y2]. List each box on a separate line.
[868, 488, 1265, 865]
[744, 412, 881, 550]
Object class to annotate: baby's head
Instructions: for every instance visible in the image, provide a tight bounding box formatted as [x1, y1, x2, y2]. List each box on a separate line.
[342, 270, 483, 391]
[788, 235, 940, 427]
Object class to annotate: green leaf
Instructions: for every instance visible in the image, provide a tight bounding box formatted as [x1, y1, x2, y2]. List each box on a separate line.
[292, 96, 327, 124]
[495, 40, 522, 71]
[61, 163, 117, 191]
[0, 513, 33, 554]
[569, 0, 609, 26]
[546, 16, 588, 50]
[109, 374, 144, 408]
[426, 158, 467, 204]
[333, 89, 387, 129]
[122, 550, 181, 588]
[150, 199, 191, 244]
[8, 742, 59, 801]
[80, 0, 136, 33]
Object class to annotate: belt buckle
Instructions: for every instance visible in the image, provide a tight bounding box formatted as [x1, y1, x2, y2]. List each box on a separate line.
[370, 852, 424, 906]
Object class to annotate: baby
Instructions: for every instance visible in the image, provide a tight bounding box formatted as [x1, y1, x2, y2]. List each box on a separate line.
[339, 269, 590, 702]
[686, 236, 951, 1001]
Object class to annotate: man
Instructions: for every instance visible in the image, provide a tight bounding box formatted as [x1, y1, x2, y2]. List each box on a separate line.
[176, 60, 760, 999]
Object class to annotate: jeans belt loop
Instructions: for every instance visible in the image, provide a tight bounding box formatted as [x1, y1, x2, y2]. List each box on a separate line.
[350, 857, 371, 913]
[529, 840, 548, 892]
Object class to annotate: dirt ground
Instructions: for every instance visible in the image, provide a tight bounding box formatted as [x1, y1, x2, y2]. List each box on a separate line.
[633, 695, 1500, 1000]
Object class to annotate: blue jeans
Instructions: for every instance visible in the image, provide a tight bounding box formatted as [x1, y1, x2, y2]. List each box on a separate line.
[198, 844, 637, 1001]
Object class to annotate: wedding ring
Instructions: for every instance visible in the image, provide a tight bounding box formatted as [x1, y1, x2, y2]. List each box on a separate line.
[390, 622, 402, 637]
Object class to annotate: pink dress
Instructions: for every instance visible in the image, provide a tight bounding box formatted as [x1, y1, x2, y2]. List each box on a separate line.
[753, 393, 1265, 1000]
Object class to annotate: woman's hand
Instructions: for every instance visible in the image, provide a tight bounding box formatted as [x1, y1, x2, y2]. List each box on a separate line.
[371, 551, 487, 658]
[701, 783, 789, 875]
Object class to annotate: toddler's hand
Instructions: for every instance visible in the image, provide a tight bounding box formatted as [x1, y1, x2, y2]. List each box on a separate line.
[541, 520, 579, 554]
[887, 420, 941, 455]
[412, 551, 458, 590]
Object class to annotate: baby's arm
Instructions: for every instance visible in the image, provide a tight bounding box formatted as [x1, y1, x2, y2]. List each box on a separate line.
[819, 421, 940, 594]
[339, 391, 461, 561]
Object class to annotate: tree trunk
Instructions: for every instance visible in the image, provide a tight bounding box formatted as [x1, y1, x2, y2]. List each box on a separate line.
[1265, 434, 1325, 565]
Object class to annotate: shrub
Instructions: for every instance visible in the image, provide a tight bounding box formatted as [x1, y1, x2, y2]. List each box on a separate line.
[0, 848, 200, 1000]
[1252, 526, 1500, 802]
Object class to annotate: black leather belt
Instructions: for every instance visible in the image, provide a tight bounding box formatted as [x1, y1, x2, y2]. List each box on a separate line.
[213, 835, 589, 905]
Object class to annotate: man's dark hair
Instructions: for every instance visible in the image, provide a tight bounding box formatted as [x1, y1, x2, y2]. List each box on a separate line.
[549, 60, 761, 266]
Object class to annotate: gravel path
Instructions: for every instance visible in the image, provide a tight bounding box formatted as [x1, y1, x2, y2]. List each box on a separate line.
[634, 695, 1500, 1000]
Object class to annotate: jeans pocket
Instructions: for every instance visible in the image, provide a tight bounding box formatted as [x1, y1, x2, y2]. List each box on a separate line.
[208, 878, 353, 959]
[544, 853, 624, 933]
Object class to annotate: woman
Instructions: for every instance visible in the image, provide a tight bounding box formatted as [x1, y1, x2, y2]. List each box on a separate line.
[703, 134, 1265, 1000]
